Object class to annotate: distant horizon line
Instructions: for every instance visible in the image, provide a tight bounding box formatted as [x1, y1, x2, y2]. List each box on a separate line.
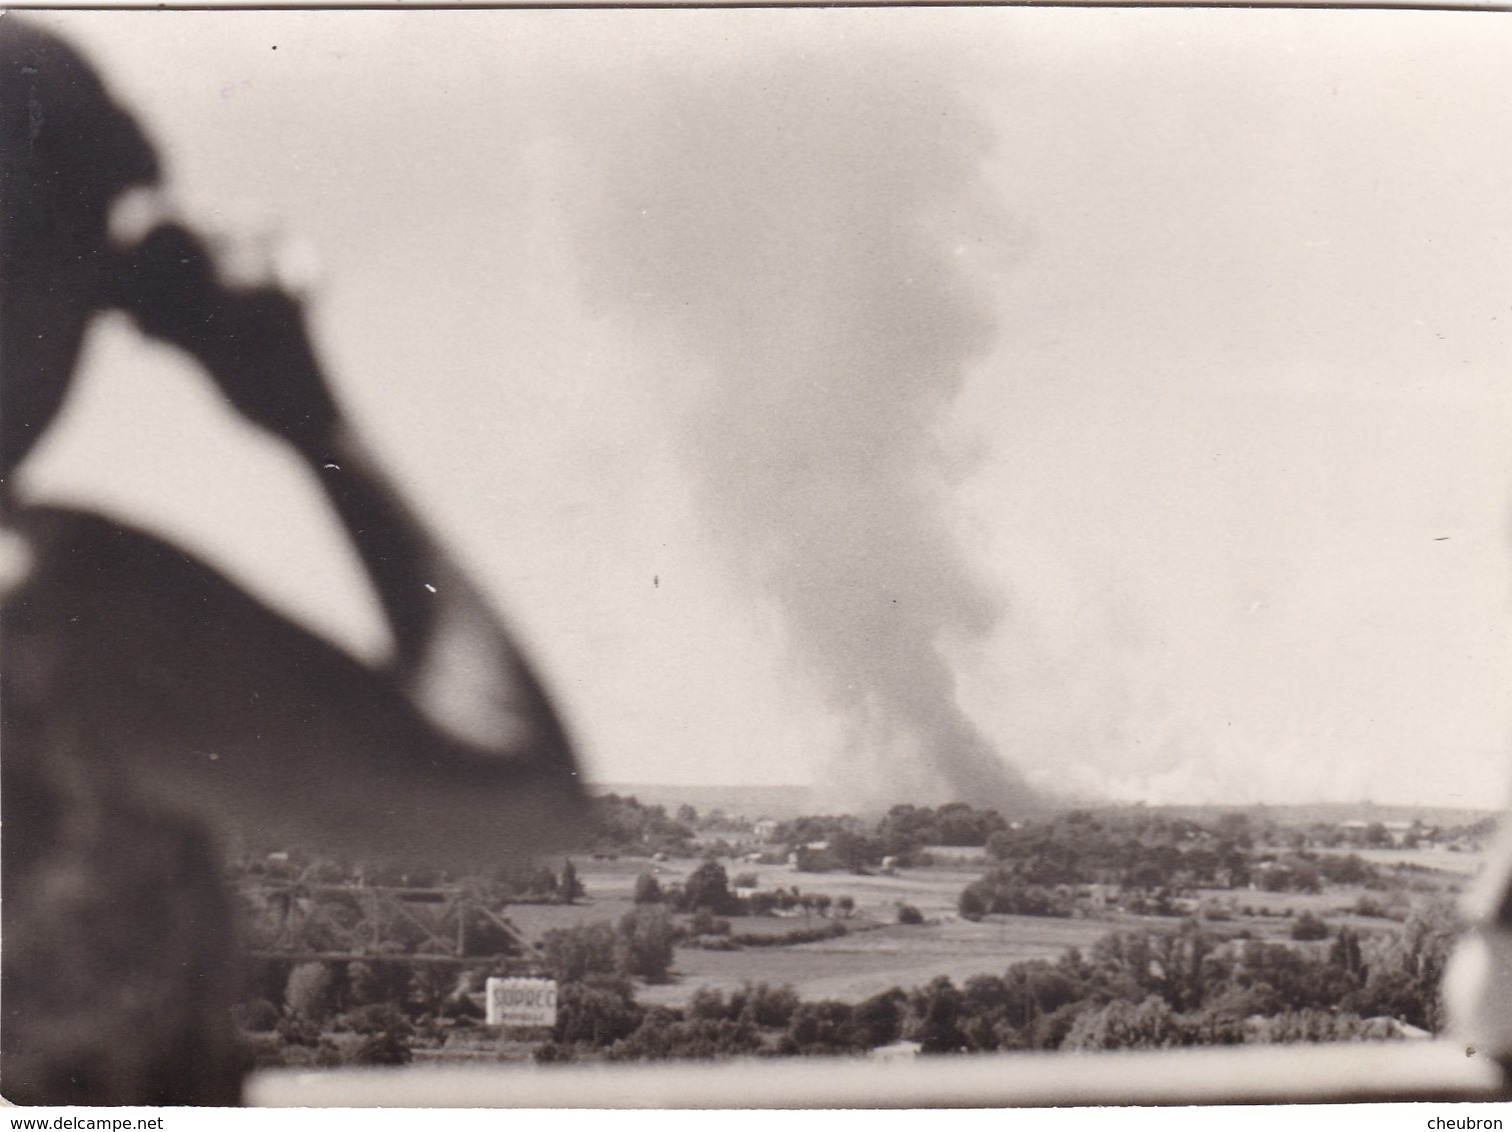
[593, 781, 1500, 818]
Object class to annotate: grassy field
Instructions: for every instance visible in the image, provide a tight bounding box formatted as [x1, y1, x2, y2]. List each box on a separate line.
[1331, 846, 1486, 878]
[638, 915, 1113, 1007]
[513, 858, 1117, 1007]
[501, 847, 1481, 1010]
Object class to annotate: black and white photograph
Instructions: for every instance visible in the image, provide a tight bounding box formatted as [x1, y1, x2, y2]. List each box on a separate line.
[3, 3, 1512, 1114]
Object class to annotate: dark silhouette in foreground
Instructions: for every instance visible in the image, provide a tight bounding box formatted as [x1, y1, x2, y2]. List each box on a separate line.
[1, 20, 587, 1104]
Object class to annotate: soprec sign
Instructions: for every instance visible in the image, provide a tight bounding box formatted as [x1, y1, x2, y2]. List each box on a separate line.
[485, 977, 558, 1027]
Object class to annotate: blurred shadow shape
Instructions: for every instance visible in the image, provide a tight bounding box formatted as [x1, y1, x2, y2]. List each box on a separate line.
[1, 18, 588, 1105]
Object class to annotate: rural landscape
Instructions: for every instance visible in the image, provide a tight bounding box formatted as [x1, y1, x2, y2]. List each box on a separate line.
[228, 789, 1493, 1070]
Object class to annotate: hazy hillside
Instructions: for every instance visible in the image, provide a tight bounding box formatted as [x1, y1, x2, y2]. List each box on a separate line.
[595, 787, 1498, 829]
[595, 783, 815, 820]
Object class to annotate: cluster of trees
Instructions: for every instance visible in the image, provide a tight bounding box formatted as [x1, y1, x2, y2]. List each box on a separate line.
[973, 811, 1409, 903]
[764, 807, 1411, 888]
[1298, 817, 1491, 853]
[236, 955, 487, 1069]
[982, 811, 1255, 890]
[958, 872, 1076, 920]
[770, 803, 1012, 872]
[487, 860, 585, 905]
[632, 860, 741, 915]
[536, 978, 897, 1063]
[230, 846, 588, 903]
[540, 906, 679, 983]
[590, 795, 698, 856]
[537, 907, 1457, 1063]
[879, 803, 1012, 850]
[634, 860, 857, 923]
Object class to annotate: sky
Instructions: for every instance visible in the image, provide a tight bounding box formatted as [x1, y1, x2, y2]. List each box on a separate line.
[16, 8, 1512, 812]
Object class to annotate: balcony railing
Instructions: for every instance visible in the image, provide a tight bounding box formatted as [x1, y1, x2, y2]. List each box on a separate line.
[248, 1040, 1510, 1108]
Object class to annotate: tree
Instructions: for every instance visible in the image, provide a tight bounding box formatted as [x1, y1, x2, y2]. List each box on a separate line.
[1329, 927, 1368, 983]
[728, 982, 800, 1029]
[285, 962, 338, 1025]
[853, 988, 906, 1048]
[781, 1000, 863, 1055]
[1061, 997, 1188, 1051]
[554, 979, 644, 1047]
[681, 859, 737, 915]
[897, 903, 925, 925]
[958, 886, 987, 922]
[542, 921, 619, 983]
[610, 1013, 762, 1062]
[341, 1003, 413, 1065]
[1290, 911, 1329, 941]
[1129, 861, 1166, 891]
[616, 905, 676, 982]
[912, 977, 966, 1054]
[354, 1028, 412, 1066]
[633, 873, 664, 904]
[559, 860, 584, 904]
[688, 987, 728, 1021]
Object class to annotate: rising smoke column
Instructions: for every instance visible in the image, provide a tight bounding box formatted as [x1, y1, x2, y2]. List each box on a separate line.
[553, 47, 1038, 813]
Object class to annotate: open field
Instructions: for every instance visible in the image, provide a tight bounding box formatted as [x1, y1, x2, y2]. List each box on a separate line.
[1331, 846, 1487, 878]
[639, 916, 1113, 1007]
[576, 857, 984, 919]
[500, 843, 1486, 1010]
[508, 858, 1115, 1005]
[508, 858, 988, 939]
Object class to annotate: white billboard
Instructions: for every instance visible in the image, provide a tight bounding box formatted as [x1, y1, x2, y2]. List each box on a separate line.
[485, 977, 558, 1028]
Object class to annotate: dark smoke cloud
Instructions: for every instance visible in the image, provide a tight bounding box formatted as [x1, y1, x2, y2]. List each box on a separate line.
[552, 49, 1040, 814]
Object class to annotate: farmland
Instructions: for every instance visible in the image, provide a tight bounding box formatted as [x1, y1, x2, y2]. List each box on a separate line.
[231, 797, 1495, 1067]
[503, 835, 1483, 1009]
[561, 858, 1113, 1006]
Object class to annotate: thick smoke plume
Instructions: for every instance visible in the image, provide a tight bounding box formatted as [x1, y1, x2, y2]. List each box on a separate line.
[554, 51, 1039, 814]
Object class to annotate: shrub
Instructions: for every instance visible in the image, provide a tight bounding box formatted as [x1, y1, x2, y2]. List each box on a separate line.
[780, 1000, 866, 1056]
[617, 905, 676, 981]
[680, 860, 739, 915]
[1061, 997, 1187, 1052]
[232, 998, 280, 1033]
[897, 903, 925, 926]
[1290, 911, 1330, 941]
[728, 982, 800, 1029]
[609, 1013, 762, 1061]
[730, 921, 846, 947]
[346, 960, 410, 1008]
[339, 1002, 411, 1037]
[353, 1028, 412, 1066]
[958, 887, 987, 922]
[542, 921, 619, 983]
[688, 987, 728, 1021]
[285, 962, 337, 1024]
[688, 908, 731, 938]
[554, 979, 645, 1047]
